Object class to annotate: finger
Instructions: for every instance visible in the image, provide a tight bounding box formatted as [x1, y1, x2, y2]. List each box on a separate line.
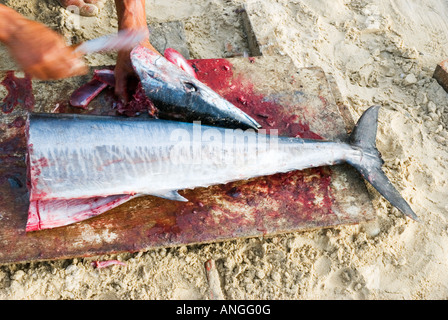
[24, 65, 49, 81]
[114, 72, 129, 103]
[27, 54, 87, 80]
[65, 58, 88, 78]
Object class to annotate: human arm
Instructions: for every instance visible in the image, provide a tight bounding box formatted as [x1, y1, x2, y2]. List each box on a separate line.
[114, 0, 159, 102]
[0, 5, 15, 44]
[0, 4, 87, 80]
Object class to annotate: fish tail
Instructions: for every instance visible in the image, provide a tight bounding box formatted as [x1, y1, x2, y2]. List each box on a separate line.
[347, 105, 419, 221]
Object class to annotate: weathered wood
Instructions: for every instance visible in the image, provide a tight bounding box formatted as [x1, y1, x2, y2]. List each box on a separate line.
[433, 59, 448, 93]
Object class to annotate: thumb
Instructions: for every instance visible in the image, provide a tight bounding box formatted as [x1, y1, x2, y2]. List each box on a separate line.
[114, 71, 129, 104]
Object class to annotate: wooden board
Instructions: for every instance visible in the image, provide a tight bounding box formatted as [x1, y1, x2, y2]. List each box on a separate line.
[0, 55, 376, 264]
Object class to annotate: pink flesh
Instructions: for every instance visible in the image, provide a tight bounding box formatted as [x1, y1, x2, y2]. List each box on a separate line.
[164, 48, 198, 79]
[69, 79, 108, 109]
[92, 260, 127, 268]
[93, 69, 116, 87]
[69, 70, 114, 109]
[26, 195, 135, 231]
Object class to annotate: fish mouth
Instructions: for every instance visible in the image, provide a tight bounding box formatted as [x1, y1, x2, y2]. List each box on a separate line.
[131, 46, 261, 130]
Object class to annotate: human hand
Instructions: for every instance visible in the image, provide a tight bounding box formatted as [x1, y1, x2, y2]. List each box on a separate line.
[113, 0, 159, 103]
[4, 17, 87, 80]
[114, 39, 159, 103]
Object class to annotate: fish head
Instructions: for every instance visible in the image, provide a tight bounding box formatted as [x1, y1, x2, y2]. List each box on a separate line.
[131, 46, 261, 130]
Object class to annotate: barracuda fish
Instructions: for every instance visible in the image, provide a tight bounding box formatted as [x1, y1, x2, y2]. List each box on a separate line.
[131, 46, 261, 130]
[25, 105, 417, 231]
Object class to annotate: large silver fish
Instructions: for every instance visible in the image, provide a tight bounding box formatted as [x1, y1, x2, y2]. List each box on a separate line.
[25, 105, 417, 231]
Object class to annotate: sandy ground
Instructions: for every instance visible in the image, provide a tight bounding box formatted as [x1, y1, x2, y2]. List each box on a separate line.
[0, 0, 448, 300]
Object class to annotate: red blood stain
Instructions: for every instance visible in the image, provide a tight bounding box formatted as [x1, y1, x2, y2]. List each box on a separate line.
[116, 82, 157, 117]
[189, 59, 323, 139]
[7, 116, 26, 128]
[0, 135, 26, 157]
[35, 157, 49, 168]
[0, 71, 35, 114]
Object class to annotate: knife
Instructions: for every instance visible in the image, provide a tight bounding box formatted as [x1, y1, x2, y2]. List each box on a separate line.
[73, 29, 147, 55]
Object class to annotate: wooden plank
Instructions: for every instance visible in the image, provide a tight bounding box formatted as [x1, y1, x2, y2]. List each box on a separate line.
[433, 59, 448, 93]
[0, 55, 376, 265]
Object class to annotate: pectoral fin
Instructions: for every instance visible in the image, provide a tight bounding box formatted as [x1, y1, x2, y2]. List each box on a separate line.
[148, 190, 188, 202]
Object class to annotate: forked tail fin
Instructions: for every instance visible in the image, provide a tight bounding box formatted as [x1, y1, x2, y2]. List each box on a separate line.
[347, 105, 419, 221]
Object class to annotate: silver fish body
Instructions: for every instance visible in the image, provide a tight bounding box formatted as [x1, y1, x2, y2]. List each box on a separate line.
[26, 106, 418, 231]
[28, 116, 351, 201]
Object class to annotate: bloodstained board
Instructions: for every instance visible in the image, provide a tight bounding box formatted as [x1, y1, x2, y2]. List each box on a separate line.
[0, 55, 376, 264]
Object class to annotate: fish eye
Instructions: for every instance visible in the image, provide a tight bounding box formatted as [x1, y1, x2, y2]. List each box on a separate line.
[184, 82, 198, 93]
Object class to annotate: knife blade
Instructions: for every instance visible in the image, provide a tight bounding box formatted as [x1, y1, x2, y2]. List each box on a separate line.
[74, 29, 147, 55]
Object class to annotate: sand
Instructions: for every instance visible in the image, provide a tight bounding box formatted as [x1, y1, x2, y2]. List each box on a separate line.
[0, 0, 448, 300]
